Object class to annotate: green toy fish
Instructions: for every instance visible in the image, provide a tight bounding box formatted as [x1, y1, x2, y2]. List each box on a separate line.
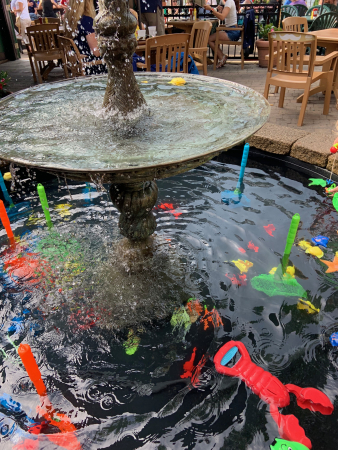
[270, 438, 309, 450]
[308, 178, 327, 187]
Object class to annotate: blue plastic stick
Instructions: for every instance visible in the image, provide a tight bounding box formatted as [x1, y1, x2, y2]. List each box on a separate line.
[236, 143, 250, 190]
[0, 172, 14, 207]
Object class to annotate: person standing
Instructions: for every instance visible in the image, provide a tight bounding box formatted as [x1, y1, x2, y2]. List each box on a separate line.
[140, 0, 165, 36]
[14, 0, 31, 43]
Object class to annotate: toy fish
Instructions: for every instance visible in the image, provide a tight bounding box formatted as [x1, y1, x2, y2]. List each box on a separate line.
[264, 224, 275, 236]
[311, 235, 329, 248]
[171, 306, 191, 332]
[225, 273, 247, 286]
[157, 202, 182, 218]
[54, 204, 72, 218]
[320, 254, 338, 273]
[299, 240, 311, 250]
[269, 266, 295, 278]
[169, 77, 186, 86]
[330, 332, 338, 347]
[3, 172, 12, 181]
[186, 298, 203, 323]
[297, 299, 320, 314]
[181, 347, 197, 379]
[270, 438, 310, 450]
[305, 246, 324, 258]
[123, 329, 140, 355]
[248, 241, 259, 252]
[231, 259, 253, 274]
[238, 247, 246, 253]
[308, 178, 327, 187]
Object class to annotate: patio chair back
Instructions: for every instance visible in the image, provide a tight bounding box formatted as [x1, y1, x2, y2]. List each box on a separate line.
[293, 4, 308, 16]
[281, 5, 298, 16]
[309, 12, 338, 31]
[323, 3, 338, 12]
[41, 17, 60, 25]
[282, 16, 308, 32]
[145, 33, 190, 73]
[58, 35, 85, 77]
[306, 4, 330, 16]
[189, 21, 212, 75]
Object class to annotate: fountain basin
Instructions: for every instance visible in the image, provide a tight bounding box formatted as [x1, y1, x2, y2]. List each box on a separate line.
[0, 73, 269, 183]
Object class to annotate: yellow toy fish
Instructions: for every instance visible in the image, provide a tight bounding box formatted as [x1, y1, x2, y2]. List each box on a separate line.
[54, 204, 72, 218]
[3, 172, 12, 181]
[305, 246, 324, 258]
[169, 77, 186, 86]
[299, 240, 324, 258]
[269, 266, 295, 278]
[297, 298, 320, 314]
[231, 259, 253, 274]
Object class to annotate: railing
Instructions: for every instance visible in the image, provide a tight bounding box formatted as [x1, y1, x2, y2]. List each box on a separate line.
[164, 2, 282, 60]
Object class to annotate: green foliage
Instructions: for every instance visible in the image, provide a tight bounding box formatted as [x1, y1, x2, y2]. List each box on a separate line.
[258, 23, 282, 41]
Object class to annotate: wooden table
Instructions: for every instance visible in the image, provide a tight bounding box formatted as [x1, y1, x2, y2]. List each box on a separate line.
[167, 19, 216, 34]
[298, 29, 338, 109]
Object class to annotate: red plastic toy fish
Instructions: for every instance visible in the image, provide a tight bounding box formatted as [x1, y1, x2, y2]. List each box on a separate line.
[225, 274, 247, 286]
[156, 202, 182, 219]
[248, 241, 259, 252]
[238, 247, 246, 254]
[181, 347, 197, 379]
[186, 298, 204, 316]
[214, 341, 333, 449]
[191, 354, 208, 387]
[264, 224, 275, 236]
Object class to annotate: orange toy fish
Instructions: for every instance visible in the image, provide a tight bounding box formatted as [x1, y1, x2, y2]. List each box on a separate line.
[248, 241, 259, 252]
[225, 273, 247, 286]
[156, 202, 182, 219]
[264, 224, 275, 237]
[181, 347, 197, 379]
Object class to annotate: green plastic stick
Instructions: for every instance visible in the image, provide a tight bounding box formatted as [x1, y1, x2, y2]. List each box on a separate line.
[281, 213, 300, 274]
[37, 183, 52, 227]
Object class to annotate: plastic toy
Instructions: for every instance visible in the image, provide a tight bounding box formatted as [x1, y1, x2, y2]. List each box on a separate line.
[221, 143, 251, 207]
[311, 235, 329, 247]
[181, 347, 197, 378]
[308, 178, 327, 187]
[214, 341, 333, 449]
[0, 171, 14, 206]
[54, 204, 72, 217]
[299, 240, 311, 250]
[270, 438, 310, 450]
[37, 184, 52, 227]
[3, 172, 11, 181]
[156, 202, 182, 218]
[264, 224, 275, 236]
[269, 266, 295, 278]
[330, 332, 338, 346]
[248, 241, 259, 252]
[171, 306, 191, 332]
[332, 192, 338, 213]
[123, 329, 140, 355]
[238, 247, 246, 253]
[225, 273, 247, 286]
[297, 299, 320, 314]
[0, 199, 14, 243]
[231, 259, 253, 273]
[180, 347, 208, 387]
[305, 246, 324, 258]
[169, 77, 186, 86]
[278, 214, 300, 276]
[320, 254, 338, 273]
[0, 393, 43, 433]
[251, 273, 306, 298]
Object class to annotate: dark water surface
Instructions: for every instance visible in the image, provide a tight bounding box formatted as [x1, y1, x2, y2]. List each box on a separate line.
[0, 155, 337, 450]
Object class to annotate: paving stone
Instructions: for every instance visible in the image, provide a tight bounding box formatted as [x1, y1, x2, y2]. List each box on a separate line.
[290, 132, 335, 167]
[247, 123, 307, 155]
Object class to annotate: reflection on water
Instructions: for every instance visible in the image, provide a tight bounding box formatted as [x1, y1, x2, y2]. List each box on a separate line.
[0, 156, 338, 449]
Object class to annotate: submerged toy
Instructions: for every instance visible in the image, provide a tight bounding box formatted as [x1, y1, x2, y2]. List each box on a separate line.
[320, 254, 338, 273]
[37, 184, 52, 228]
[308, 178, 327, 187]
[0, 171, 14, 206]
[169, 77, 186, 86]
[214, 341, 333, 449]
[311, 235, 329, 247]
[269, 266, 295, 278]
[270, 438, 309, 450]
[225, 273, 247, 286]
[248, 241, 259, 252]
[330, 332, 338, 346]
[0, 199, 14, 243]
[54, 204, 72, 218]
[251, 273, 306, 298]
[231, 259, 253, 274]
[123, 330, 140, 355]
[297, 299, 320, 314]
[332, 192, 338, 213]
[305, 246, 324, 258]
[221, 143, 251, 208]
[264, 224, 275, 236]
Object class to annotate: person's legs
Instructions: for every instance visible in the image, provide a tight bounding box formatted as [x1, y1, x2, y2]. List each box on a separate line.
[20, 18, 32, 43]
[140, 12, 156, 34]
[209, 31, 230, 61]
[155, 7, 165, 36]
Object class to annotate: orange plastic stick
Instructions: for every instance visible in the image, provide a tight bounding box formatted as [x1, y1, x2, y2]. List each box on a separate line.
[18, 343, 47, 396]
[0, 199, 14, 240]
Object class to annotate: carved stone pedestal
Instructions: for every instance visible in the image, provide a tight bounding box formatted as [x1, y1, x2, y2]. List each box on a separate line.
[110, 181, 158, 241]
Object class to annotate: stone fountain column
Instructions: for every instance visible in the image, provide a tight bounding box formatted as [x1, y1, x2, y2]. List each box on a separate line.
[94, 0, 146, 116]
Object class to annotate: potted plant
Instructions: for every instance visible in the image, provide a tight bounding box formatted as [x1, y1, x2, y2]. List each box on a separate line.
[0, 72, 12, 99]
[256, 23, 281, 68]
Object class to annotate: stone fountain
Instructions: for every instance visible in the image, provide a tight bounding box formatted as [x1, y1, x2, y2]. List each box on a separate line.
[0, 0, 269, 244]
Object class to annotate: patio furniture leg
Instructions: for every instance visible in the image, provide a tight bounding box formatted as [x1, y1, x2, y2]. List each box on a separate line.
[323, 72, 334, 115]
[263, 80, 270, 99]
[278, 87, 286, 108]
[298, 79, 311, 127]
[34, 59, 43, 84]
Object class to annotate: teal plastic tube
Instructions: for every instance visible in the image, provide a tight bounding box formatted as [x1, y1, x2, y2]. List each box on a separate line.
[0, 172, 13, 207]
[37, 183, 52, 227]
[236, 143, 250, 189]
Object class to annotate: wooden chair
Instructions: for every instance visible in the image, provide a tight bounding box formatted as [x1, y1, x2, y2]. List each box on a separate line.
[282, 16, 308, 32]
[213, 25, 245, 71]
[264, 32, 338, 126]
[309, 12, 338, 31]
[141, 33, 190, 73]
[281, 5, 298, 16]
[188, 21, 212, 76]
[27, 24, 67, 83]
[41, 17, 60, 25]
[58, 35, 103, 77]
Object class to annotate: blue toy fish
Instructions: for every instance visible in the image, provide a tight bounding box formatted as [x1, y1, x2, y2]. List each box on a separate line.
[311, 235, 329, 248]
[330, 332, 338, 347]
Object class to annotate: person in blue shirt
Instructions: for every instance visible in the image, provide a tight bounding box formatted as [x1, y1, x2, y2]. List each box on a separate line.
[28, 0, 38, 20]
[140, 0, 165, 36]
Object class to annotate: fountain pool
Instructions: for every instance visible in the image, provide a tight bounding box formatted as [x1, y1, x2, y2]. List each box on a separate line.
[0, 153, 337, 449]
